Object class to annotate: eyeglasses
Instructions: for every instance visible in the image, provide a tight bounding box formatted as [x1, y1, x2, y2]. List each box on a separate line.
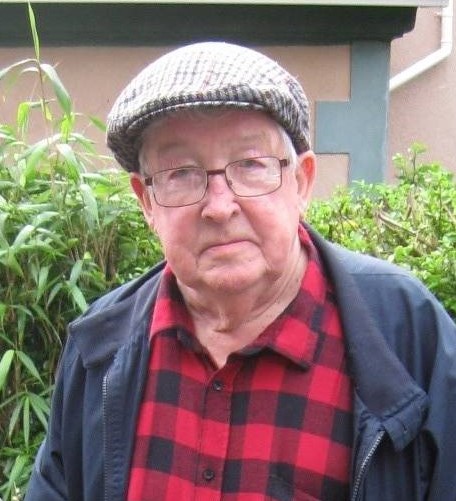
[143, 156, 290, 207]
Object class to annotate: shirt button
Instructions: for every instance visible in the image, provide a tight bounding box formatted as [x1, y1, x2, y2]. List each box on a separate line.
[202, 468, 215, 481]
[212, 380, 224, 391]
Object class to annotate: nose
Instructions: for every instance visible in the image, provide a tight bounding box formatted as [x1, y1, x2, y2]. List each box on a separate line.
[200, 170, 239, 221]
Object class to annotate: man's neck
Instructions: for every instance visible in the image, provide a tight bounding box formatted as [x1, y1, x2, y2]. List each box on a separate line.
[178, 247, 308, 369]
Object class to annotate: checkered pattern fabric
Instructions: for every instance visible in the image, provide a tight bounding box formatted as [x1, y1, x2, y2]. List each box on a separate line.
[127, 226, 353, 500]
[107, 42, 310, 172]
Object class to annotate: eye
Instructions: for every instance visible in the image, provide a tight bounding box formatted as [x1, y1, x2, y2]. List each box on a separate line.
[168, 167, 193, 180]
[237, 158, 267, 170]
[158, 166, 199, 183]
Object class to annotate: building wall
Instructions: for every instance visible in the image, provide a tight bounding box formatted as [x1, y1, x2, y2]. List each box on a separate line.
[1, 4, 454, 198]
[389, 4, 456, 180]
[0, 45, 351, 198]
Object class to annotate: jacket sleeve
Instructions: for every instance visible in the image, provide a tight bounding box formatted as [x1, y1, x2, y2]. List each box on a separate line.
[420, 294, 456, 500]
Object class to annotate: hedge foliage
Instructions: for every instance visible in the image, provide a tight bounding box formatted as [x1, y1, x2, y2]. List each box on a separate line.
[0, 7, 455, 500]
[308, 143, 456, 320]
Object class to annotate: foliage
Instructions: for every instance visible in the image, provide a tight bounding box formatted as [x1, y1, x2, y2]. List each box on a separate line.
[308, 143, 456, 320]
[0, 5, 162, 500]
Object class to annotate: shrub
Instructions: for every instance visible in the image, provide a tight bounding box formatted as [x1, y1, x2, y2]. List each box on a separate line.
[0, 7, 162, 499]
[308, 143, 456, 320]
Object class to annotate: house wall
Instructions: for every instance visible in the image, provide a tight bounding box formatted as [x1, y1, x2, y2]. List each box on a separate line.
[389, 4, 456, 180]
[0, 45, 351, 198]
[1, 4, 454, 198]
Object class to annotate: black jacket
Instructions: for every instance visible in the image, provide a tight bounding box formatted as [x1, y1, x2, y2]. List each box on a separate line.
[25, 230, 456, 500]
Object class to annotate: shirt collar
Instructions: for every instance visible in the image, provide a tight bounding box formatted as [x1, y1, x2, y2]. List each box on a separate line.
[150, 224, 331, 370]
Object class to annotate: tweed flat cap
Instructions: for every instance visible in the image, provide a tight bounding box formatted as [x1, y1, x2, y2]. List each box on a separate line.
[107, 42, 310, 172]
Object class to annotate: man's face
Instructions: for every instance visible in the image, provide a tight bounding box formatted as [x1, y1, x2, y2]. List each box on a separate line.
[131, 109, 315, 297]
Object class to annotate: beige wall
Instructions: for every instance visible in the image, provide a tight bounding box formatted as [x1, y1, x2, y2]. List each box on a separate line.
[1, 4, 454, 199]
[389, 5, 456, 179]
[0, 45, 350, 198]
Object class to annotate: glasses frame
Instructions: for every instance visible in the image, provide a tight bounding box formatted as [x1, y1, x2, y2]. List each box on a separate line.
[143, 157, 290, 208]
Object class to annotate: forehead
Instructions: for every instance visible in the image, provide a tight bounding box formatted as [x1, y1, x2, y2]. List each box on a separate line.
[140, 108, 284, 156]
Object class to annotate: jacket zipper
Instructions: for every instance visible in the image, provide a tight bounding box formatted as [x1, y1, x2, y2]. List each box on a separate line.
[351, 430, 385, 501]
[102, 367, 111, 501]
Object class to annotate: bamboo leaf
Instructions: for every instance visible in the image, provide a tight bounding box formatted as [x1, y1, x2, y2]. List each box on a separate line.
[69, 259, 83, 286]
[46, 282, 63, 307]
[0, 58, 36, 81]
[8, 399, 23, 439]
[40, 63, 72, 116]
[2, 251, 24, 278]
[80, 182, 99, 227]
[28, 2, 40, 60]
[0, 212, 9, 249]
[89, 115, 107, 132]
[25, 141, 48, 175]
[12, 224, 35, 249]
[8, 454, 29, 487]
[16, 350, 43, 384]
[23, 395, 31, 446]
[0, 349, 15, 391]
[28, 392, 50, 430]
[36, 265, 50, 302]
[56, 142, 79, 170]
[69, 284, 88, 312]
[56, 142, 81, 181]
[17, 101, 31, 134]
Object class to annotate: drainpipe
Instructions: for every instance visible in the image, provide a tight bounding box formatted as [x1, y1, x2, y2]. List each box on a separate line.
[389, 0, 453, 91]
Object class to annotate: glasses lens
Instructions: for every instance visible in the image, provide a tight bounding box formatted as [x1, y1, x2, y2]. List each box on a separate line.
[152, 167, 206, 207]
[227, 157, 282, 197]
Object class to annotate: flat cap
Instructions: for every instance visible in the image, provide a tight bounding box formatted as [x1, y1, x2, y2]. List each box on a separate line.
[107, 42, 310, 172]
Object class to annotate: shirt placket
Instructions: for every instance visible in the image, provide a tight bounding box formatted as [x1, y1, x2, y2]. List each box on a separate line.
[194, 359, 242, 501]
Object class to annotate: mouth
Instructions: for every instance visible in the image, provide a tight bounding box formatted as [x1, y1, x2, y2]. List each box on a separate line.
[203, 239, 250, 253]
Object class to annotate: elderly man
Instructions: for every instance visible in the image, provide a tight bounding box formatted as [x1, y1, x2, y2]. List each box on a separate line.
[26, 43, 456, 501]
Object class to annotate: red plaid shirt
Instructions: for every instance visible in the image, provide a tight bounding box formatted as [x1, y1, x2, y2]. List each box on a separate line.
[128, 226, 353, 501]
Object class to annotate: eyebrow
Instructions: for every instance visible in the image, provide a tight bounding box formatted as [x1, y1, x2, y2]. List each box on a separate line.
[155, 131, 274, 157]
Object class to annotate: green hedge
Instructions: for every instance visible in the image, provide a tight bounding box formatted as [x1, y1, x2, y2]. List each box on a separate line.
[307, 143, 456, 321]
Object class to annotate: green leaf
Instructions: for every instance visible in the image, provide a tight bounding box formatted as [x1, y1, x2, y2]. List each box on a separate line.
[28, 392, 50, 430]
[40, 63, 72, 116]
[16, 350, 43, 384]
[23, 395, 31, 446]
[56, 142, 79, 169]
[80, 182, 99, 227]
[0, 349, 15, 391]
[68, 259, 84, 286]
[69, 284, 88, 312]
[24, 141, 48, 175]
[28, 2, 40, 60]
[35, 265, 50, 302]
[46, 282, 63, 307]
[12, 224, 35, 249]
[0, 58, 36, 81]
[0, 212, 9, 249]
[8, 398, 23, 439]
[7, 453, 29, 487]
[89, 115, 107, 132]
[17, 101, 31, 134]
[0, 251, 24, 277]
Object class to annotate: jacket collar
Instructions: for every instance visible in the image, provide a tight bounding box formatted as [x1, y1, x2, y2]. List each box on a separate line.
[68, 261, 165, 368]
[308, 228, 428, 450]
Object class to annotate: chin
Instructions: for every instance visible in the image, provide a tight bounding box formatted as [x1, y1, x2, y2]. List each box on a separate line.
[202, 267, 271, 295]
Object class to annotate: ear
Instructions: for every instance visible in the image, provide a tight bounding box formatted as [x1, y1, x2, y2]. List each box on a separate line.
[130, 173, 155, 229]
[295, 150, 316, 212]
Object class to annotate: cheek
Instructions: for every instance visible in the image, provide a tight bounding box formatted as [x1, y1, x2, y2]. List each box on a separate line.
[153, 213, 195, 258]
